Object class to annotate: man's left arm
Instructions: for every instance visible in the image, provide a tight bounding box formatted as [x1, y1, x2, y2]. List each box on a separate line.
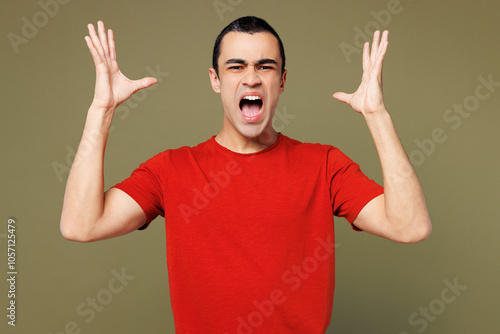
[333, 31, 432, 243]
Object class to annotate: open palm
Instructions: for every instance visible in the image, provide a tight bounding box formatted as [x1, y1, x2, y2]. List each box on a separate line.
[84, 21, 157, 110]
[333, 30, 389, 116]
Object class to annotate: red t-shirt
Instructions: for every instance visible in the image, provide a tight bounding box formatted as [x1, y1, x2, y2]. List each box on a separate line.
[113, 133, 383, 333]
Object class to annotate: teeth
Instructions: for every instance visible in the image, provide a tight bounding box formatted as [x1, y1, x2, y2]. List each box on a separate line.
[242, 95, 261, 101]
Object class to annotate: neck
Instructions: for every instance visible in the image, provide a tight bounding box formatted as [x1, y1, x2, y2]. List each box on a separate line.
[215, 128, 279, 154]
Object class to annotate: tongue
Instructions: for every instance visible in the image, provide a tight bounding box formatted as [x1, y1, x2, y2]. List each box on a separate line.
[241, 103, 260, 116]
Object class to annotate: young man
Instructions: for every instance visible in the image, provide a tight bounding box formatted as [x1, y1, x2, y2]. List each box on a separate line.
[61, 16, 431, 333]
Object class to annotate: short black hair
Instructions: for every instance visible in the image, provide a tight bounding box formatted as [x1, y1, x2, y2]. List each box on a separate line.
[212, 16, 286, 75]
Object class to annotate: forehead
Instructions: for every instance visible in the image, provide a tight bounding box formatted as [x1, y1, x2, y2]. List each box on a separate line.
[219, 31, 281, 65]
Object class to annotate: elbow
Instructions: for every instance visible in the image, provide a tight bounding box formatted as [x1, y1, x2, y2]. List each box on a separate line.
[398, 218, 432, 244]
[60, 219, 93, 243]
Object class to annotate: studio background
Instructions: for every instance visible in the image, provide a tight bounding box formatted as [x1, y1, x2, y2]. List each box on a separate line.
[1, 0, 499, 333]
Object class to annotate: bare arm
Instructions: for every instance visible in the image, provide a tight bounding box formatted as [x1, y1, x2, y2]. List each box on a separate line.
[333, 31, 432, 243]
[60, 21, 158, 242]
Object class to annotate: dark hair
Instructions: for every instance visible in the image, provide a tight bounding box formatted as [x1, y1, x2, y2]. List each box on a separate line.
[212, 16, 286, 75]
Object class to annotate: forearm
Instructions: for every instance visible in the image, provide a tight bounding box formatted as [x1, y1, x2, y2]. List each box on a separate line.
[364, 109, 432, 239]
[60, 105, 114, 241]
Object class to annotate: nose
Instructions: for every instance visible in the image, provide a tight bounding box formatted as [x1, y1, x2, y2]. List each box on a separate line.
[242, 65, 262, 87]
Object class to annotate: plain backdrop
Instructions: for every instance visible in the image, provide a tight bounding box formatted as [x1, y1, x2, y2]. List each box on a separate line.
[1, 0, 499, 333]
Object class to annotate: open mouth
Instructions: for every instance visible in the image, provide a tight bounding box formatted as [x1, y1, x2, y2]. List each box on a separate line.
[239, 95, 263, 121]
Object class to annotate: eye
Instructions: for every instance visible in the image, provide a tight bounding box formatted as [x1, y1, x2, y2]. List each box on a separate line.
[228, 66, 243, 70]
[259, 65, 275, 71]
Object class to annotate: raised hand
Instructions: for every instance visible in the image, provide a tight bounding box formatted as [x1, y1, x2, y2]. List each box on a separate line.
[333, 30, 389, 116]
[84, 21, 158, 110]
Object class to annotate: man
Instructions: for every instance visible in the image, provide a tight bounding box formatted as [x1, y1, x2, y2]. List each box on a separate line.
[61, 16, 431, 333]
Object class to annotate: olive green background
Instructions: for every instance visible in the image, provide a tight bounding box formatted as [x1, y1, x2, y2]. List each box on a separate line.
[1, 0, 499, 333]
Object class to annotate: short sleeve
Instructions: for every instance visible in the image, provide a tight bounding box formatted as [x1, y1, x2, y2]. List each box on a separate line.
[112, 153, 165, 230]
[327, 147, 384, 231]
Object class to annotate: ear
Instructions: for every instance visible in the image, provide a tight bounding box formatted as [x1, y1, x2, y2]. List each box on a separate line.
[279, 70, 287, 94]
[209, 68, 221, 93]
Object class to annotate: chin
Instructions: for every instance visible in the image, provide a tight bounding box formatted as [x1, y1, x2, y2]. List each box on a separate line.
[236, 124, 267, 139]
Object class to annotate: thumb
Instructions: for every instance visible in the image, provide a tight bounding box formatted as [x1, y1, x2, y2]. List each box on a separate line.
[131, 77, 158, 93]
[332, 92, 351, 104]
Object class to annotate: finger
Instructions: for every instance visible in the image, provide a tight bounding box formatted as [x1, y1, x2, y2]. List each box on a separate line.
[369, 40, 388, 85]
[374, 32, 389, 69]
[332, 92, 351, 104]
[381, 30, 389, 44]
[378, 30, 389, 57]
[373, 40, 389, 76]
[370, 30, 380, 64]
[97, 21, 110, 58]
[84, 35, 104, 67]
[362, 42, 370, 74]
[88, 23, 105, 60]
[108, 29, 116, 61]
[131, 77, 159, 94]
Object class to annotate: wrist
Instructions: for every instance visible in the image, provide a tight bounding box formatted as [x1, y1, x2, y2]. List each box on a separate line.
[363, 108, 393, 136]
[86, 104, 116, 130]
[89, 100, 117, 113]
[364, 107, 390, 121]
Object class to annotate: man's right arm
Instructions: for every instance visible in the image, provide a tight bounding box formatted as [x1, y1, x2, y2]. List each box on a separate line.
[60, 21, 158, 242]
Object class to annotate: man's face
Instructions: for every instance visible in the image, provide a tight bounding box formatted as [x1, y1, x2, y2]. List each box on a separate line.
[209, 31, 287, 140]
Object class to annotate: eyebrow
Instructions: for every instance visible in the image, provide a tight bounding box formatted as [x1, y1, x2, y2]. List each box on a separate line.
[225, 58, 279, 66]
